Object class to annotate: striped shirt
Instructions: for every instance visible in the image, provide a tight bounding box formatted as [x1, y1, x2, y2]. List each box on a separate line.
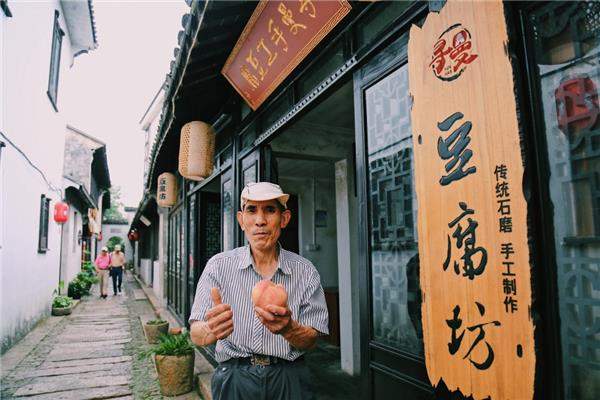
[189, 245, 329, 362]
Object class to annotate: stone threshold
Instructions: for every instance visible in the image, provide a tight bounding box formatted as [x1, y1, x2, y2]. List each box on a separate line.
[131, 272, 214, 400]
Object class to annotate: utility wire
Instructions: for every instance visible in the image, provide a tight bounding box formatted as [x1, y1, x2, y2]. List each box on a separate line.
[0, 130, 63, 198]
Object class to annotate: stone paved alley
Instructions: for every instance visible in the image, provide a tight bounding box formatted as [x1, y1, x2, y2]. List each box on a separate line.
[0, 273, 198, 399]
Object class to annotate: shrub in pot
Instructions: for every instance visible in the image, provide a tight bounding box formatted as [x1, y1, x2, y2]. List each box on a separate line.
[68, 280, 84, 299]
[52, 295, 73, 316]
[141, 333, 195, 396]
[144, 319, 170, 344]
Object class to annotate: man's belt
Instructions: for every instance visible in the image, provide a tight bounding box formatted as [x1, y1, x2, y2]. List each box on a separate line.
[231, 354, 304, 366]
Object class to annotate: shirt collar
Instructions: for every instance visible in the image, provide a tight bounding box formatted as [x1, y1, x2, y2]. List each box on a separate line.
[240, 243, 292, 275]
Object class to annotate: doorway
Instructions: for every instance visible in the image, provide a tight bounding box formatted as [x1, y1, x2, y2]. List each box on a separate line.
[270, 79, 362, 399]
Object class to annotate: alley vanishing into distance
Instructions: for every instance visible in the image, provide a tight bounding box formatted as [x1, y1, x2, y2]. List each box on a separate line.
[0, 273, 197, 400]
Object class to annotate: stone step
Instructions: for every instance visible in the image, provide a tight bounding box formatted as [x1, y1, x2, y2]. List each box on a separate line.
[45, 347, 124, 362]
[15, 360, 131, 379]
[13, 384, 132, 399]
[13, 373, 130, 396]
[40, 355, 132, 369]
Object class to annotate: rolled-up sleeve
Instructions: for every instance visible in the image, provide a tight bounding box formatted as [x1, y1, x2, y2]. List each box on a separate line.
[188, 261, 219, 324]
[297, 268, 329, 335]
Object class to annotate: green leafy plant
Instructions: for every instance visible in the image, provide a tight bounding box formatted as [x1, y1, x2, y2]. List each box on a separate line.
[68, 279, 85, 299]
[82, 261, 95, 274]
[52, 295, 73, 308]
[139, 332, 193, 359]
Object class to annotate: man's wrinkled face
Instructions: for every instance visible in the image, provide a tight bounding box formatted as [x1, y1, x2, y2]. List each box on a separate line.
[237, 199, 291, 252]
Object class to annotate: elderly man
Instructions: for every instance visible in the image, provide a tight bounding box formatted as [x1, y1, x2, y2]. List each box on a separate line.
[110, 244, 126, 295]
[189, 182, 328, 400]
[94, 247, 111, 299]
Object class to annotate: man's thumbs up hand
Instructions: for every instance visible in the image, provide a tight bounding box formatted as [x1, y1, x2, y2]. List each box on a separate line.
[204, 287, 233, 340]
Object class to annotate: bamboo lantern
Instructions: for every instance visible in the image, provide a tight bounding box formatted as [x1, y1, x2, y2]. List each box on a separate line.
[156, 172, 177, 207]
[178, 121, 215, 181]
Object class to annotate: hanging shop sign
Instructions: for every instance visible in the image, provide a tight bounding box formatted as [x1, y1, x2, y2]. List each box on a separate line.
[222, 0, 351, 110]
[157, 172, 177, 208]
[408, 1, 535, 399]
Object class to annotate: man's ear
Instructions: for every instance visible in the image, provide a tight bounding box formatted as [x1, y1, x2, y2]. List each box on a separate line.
[236, 210, 245, 231]
[280, 209, 291, 229]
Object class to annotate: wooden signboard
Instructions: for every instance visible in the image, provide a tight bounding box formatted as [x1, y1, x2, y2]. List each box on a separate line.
[222, 0, 351, 110]
[408, 1, 535, 399]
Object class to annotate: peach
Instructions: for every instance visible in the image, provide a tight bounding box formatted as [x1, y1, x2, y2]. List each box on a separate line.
[251, 280, 288, 309]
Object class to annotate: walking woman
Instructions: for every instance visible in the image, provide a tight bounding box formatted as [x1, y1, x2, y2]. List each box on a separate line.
[94, 247, 111, 299]
[110, 244, 125, 296]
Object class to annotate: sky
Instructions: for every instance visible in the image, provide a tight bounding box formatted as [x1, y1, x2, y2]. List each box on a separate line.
[65, 0, 189, 207]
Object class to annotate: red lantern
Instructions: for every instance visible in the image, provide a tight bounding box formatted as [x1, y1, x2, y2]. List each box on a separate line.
[53, 202, 69, 224]
[98, 231, 103, 241]
[128, 230, 139, 241]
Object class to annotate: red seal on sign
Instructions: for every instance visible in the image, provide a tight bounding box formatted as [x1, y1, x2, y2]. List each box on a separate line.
[429, 23, 478, 81]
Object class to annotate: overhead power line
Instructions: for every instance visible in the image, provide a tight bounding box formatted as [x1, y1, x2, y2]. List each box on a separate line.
[0, 130, 63, 198]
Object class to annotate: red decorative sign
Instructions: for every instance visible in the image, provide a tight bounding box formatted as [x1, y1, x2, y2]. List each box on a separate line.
[222, 0, 351, 110]
[555, 75, 599, 135]
[430, 23, 478, 81]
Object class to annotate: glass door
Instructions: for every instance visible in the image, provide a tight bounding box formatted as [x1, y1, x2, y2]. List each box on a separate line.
[522, 3, 600, 399]
[355, 32, 431, 399]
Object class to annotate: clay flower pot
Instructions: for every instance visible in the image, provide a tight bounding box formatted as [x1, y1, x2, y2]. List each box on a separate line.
[51, 305, 72, 316]
[155, 353, 194, 396]
[143, 320, 169, 344]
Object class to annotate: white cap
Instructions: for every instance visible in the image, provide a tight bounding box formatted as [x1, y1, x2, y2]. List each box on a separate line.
[240, 182, 289, 210]
[101, 246, 108, 252]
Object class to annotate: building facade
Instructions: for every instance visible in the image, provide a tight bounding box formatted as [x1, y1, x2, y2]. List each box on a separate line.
[61, 126, 111, 286]
[0, 0, 98, 353]
[131, 1, 599, 399]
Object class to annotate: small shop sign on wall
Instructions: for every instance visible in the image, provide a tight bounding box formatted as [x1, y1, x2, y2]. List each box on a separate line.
[408, 1, 535, 399]
[222, 0, 351, 110]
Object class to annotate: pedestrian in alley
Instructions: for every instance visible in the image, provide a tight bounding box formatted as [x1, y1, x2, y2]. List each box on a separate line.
[94, 246, 111, 299]
[189, 182, 329, 400]
[110, 244, 125, 296]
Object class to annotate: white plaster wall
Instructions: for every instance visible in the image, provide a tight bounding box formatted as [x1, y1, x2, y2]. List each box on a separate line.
[0, 1, 81, 352]
[279, 176, 338, 288]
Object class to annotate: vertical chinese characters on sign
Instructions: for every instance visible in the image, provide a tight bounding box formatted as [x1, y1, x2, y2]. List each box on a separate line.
[409, 1, 535, 399]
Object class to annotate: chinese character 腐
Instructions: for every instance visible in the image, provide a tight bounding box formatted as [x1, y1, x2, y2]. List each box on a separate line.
[443, 202, 488, 280]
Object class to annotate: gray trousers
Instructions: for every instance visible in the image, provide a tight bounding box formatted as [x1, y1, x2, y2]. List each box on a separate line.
[211, 359, 314, 400]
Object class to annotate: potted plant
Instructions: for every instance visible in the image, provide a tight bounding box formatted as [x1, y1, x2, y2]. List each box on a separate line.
[52, 295, 73, 316]
[143, 318, 170, 344]
[68, 279, 84, 299]
[141, 333, 195, 396]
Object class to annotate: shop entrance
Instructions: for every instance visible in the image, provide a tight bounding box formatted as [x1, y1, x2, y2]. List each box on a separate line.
[270, 80, 362, 399]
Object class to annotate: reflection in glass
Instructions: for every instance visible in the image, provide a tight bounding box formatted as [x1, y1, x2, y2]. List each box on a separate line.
[531, 2, 600, 398]
[222, 179, 234, 251]
[365, 64, 422, 354]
